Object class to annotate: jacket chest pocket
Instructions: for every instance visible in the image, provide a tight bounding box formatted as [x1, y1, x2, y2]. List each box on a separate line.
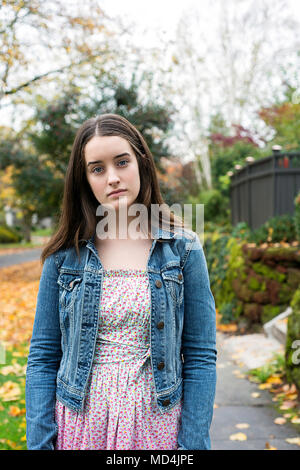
[57, 272, 83, 312]
[161, 267, 184, 306]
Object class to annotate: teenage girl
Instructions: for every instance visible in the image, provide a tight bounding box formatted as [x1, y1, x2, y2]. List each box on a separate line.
[25, 113, 217, 450]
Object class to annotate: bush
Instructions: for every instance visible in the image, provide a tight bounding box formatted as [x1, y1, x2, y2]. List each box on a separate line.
[248, 214, 296, 244]
[0, 225, 23, 243]
[231, 221, 251, 241]
[285, 287, 300, 391]
[294, 191, 300, 243]
[199, 189, 229, 222]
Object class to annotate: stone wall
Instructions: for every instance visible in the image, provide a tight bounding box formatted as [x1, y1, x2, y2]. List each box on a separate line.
[230, 244, 300, 325]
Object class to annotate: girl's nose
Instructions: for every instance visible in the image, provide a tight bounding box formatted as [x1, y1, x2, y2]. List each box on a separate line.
[106, 167, 120, 184]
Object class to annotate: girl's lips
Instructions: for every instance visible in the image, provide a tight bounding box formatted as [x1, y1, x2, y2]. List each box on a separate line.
[108, 190, 127, 197]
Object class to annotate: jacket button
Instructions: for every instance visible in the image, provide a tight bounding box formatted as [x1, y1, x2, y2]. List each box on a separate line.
[178, 273, 183, 280]
[157, 321, 164, 329]
[157, 361, 165, 370]
[162, 398, 170, 407]
[155, 280, 162, 288]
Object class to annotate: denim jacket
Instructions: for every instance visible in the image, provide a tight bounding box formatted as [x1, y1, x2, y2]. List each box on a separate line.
[25, 227, 217, 450]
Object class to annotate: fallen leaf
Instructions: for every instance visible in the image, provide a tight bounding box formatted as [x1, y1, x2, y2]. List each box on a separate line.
[266, 376, 283, 385]
[258, 383, 272, 390]
[229, 432, 247, 441]
[251, 392, 260, 398]
[0, 381, 21, 401]
[285, 437, 300, 446]
[291, 416, 300, 424]
[280, 400, 298, 410]
[285, 393, 298, 401]
[235, 423, 250, 429]
[274, 417, 287, 425]
[264, 441, 277, 450]
[0, 363, 26, 376]
[8, 405, 25, 417]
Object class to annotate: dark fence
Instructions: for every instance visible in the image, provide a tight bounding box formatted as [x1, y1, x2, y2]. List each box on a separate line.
[230, 149, 300, 230]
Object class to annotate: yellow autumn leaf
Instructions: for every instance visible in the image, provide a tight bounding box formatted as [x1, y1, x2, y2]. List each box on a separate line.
[285, 394, 298, 401]
[285, 437, 300, 446]
[291, 416, 300, 424]
[235, 423, 250, 429]
[8, 405, 21, 416]
[258, 383, 272, 390]
[20, 434, 27, 442]
[0, 381, 21, 401]
[229, 432, 247, 441]
[274, 417, 286, 425]
[266, 376, 283, 385]
[251, 392, 260, 398]
[264, 441, 277, 450]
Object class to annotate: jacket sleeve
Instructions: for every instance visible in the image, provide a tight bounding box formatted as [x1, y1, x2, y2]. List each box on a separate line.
[25, 253, 62, 450]
[177, 233, 217, 450]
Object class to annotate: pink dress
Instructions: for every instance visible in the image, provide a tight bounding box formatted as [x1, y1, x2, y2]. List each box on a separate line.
[55, 269, 182, 450]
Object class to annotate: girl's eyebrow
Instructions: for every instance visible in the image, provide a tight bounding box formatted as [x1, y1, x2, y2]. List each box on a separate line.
[87, 152, 130, 166]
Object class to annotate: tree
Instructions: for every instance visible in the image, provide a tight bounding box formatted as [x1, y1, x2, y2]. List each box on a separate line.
[3, 75, 177, 238]
[207, 116, 266, 198]
[0, 0, 126, 105]
[258, 83, 300, 151]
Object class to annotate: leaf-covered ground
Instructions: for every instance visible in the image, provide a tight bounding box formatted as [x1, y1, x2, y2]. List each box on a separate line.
[0, 260, 42, 450]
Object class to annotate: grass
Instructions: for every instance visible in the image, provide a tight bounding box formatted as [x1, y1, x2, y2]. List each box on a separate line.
[248, 352, 300, 434]
[0, 228, 53, 251]
[248, 352, 286, 383]
[0, 343, 28, 450]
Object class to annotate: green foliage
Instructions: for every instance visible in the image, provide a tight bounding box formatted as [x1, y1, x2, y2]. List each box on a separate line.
[258, 85, 300, 151]
[0, 225, 22, 243]
[199, 189, 230, 222]
[0, 344, 27, 450]
[291, 286, 300, 311]
[252, 262, 286, 282]
[285, 287, 300, 390]
[294, 191, 300, 243]
[209, 140, 265, 198]
[261, 305, 282, 324]
[248, 214, 296, 244]
[204, 231, 246, 324]
[248, 352, 285, 381]
[231, 221, 252, 241]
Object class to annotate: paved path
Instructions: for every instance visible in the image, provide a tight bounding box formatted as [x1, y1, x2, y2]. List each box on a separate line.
[211, 331, 300, 450]
[0, 247, 43, 267]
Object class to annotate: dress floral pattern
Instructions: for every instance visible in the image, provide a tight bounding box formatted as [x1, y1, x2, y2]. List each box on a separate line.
[55, 269, 182, 450]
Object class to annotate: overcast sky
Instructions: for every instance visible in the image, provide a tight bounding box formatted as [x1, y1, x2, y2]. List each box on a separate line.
[101, 0, 300, 44]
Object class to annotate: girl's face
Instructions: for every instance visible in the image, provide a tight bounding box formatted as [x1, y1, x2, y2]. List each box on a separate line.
[84, 135, 141, 213]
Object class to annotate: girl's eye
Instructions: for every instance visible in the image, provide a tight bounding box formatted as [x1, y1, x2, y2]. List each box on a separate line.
[92, 160, 129, 174]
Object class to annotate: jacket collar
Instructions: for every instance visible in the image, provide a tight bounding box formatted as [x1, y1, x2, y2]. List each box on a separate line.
[84, 225, 176, 253]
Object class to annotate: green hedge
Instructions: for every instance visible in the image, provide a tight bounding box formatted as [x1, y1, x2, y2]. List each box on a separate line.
[285, 287, 300, 391]
[0, 225, 23, 243]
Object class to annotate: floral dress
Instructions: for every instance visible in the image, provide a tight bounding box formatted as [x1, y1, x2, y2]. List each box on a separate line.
[55, 269, 182, 450]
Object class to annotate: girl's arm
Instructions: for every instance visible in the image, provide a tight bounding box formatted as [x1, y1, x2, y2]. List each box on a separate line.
[177, 233, 217, 450]
[25, 253, 62, 450]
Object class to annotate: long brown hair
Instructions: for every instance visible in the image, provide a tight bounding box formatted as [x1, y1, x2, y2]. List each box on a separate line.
[41, 113, 190, 264]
